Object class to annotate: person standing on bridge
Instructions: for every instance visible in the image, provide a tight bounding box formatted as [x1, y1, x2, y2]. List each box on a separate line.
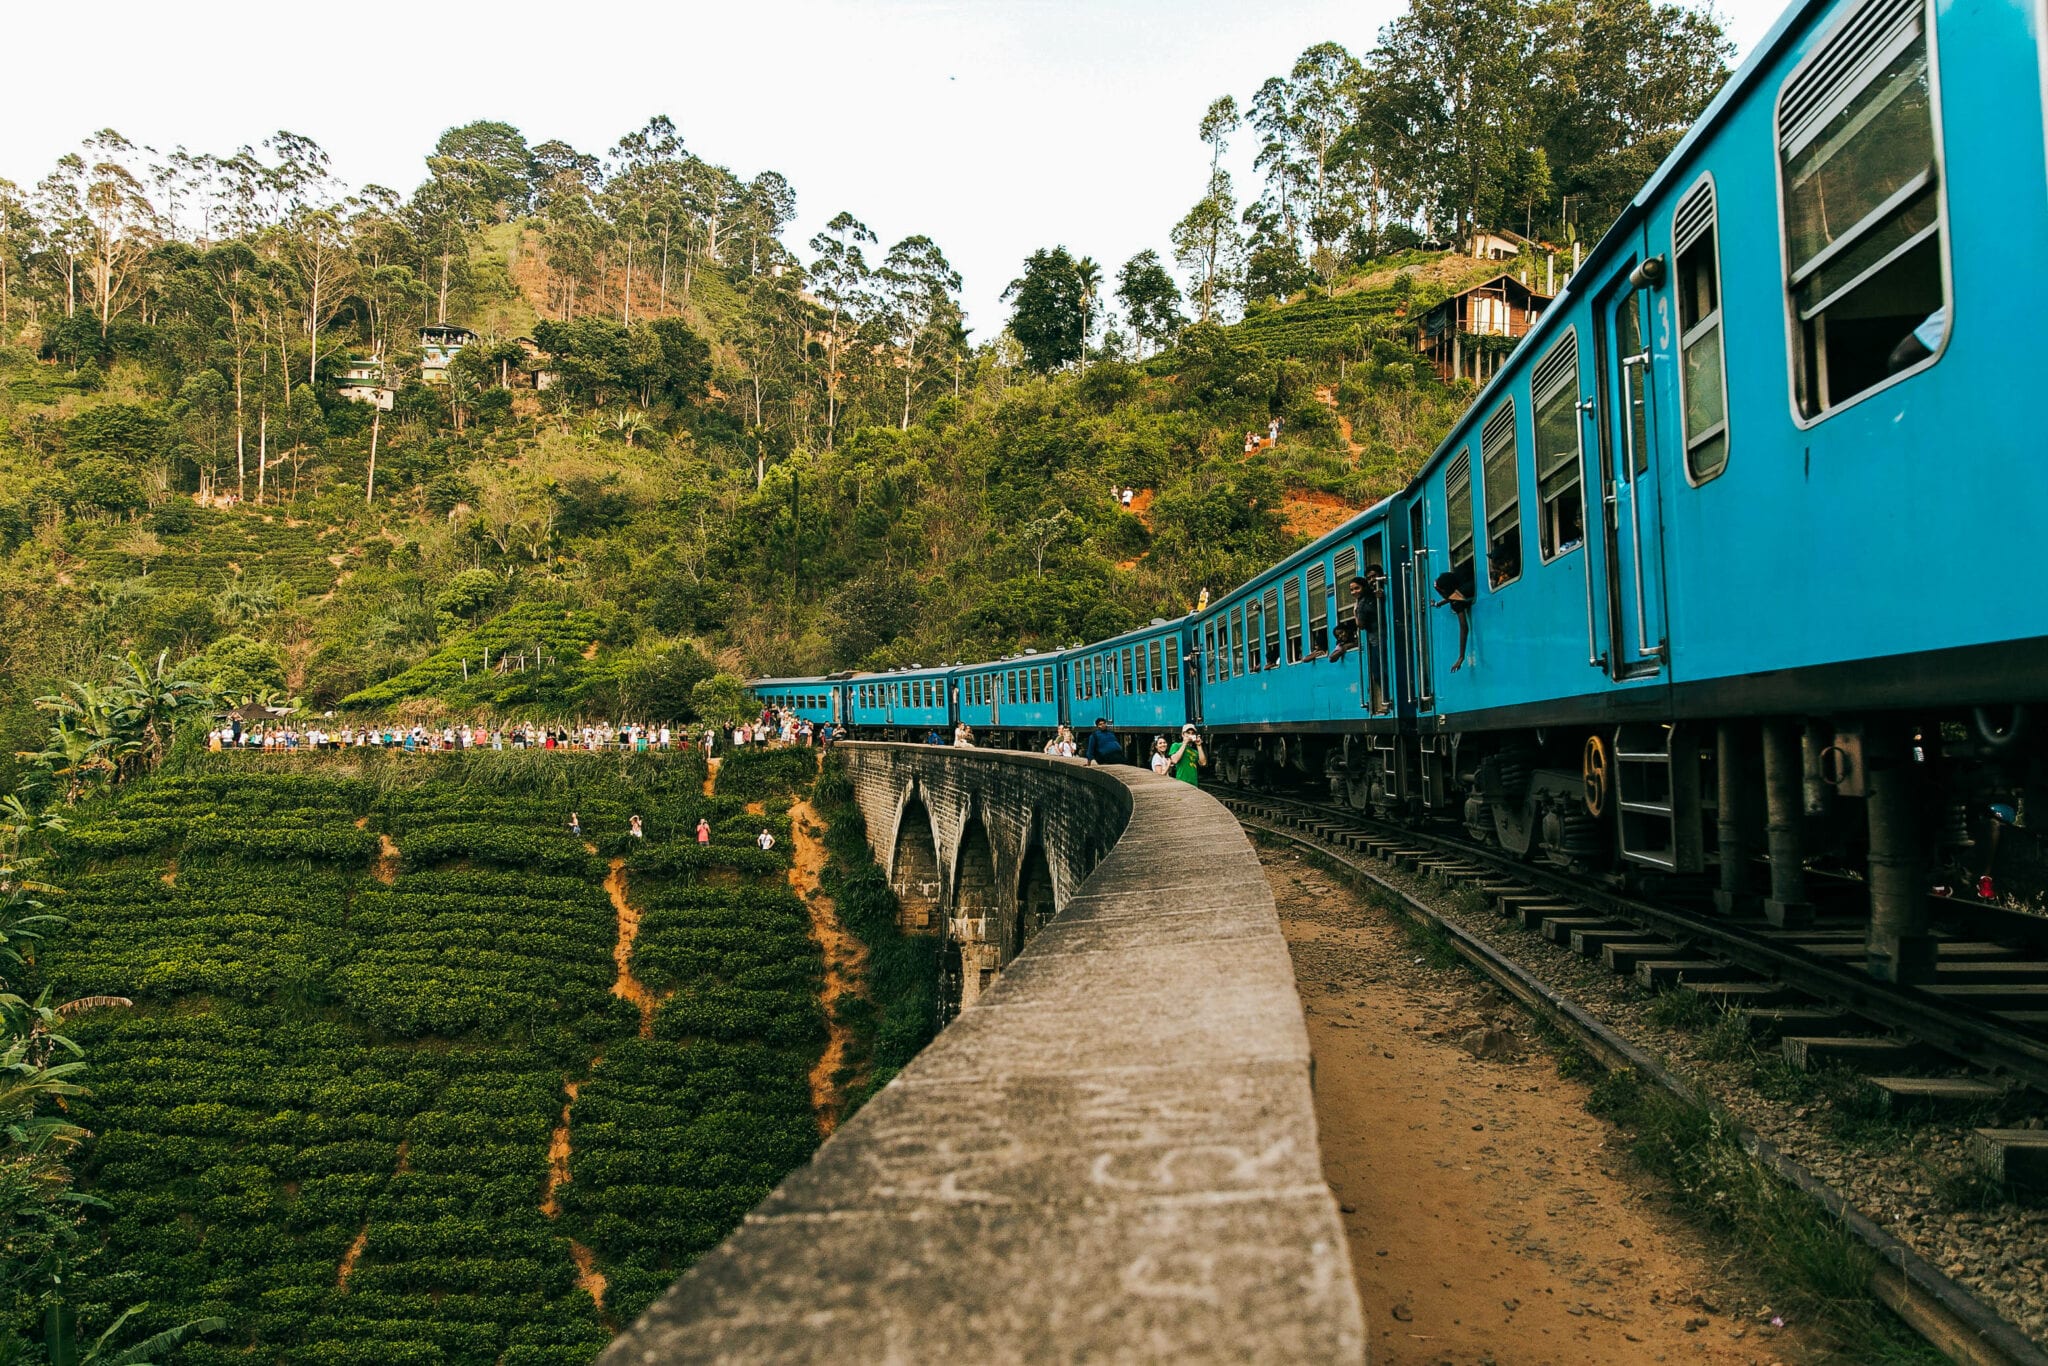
[1150, 737, 1171, 775]
[1168, 725, 1207, 786]
[1084, 718, 1124, 767]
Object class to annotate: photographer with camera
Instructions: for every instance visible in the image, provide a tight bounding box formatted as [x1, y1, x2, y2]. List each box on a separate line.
[1166, 724, 1207, 786]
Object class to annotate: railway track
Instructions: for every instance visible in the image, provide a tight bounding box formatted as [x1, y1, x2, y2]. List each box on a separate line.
[1217, 783, 2048, 1366]
[1218, 786, 2048, 1104]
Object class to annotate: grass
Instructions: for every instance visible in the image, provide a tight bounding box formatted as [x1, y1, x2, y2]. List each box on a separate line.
[1398, 910, 1462, 970]
[1585, 1068, 1944, 1365]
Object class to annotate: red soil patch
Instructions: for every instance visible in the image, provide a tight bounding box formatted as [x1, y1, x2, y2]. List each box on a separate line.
[605, 859, 658, 1038]
[788, 799, 868, 1135]
[1281, 488, 1363, 542]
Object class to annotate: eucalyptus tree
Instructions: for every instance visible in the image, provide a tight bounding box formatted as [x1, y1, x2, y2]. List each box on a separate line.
[1370, 0, 1535, 240]
[808, 212, 876, 449]
[1171, 97, 1243, 322]
[72, 131, 161, 336]
[877, 235, 963, 428]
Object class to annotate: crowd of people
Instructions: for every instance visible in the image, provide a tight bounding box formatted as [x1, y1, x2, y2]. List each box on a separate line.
[206, 704, 841, 756]
[203, 701, 1213, 787]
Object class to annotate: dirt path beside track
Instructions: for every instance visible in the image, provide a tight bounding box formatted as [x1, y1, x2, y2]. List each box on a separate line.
[1268, 850, 1820, 1366]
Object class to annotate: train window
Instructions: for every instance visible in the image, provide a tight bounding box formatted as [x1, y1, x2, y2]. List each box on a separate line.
[1122, 648, 1135, 692]
[1778, 0, 1945, 419]
[1244, 601, 1262, 672]
[1136, 648, 1149, 694]
[1151, 640, 1165, 691]
[1446, 450, 1476, 592]
[1283, 580, 1304, 664]
[1306, 566, 1329, 655]
[1230, 609, 1246, 676]
[1674, 181, 1730, 480]
[1333, 549, 1358, 627]
[1044, 664, 1054, 700]
[1166, 641, 1179, 690]
[1532, 335, 1586, 560]
[1203, 622, 1216, 683]
[1263, 588, 1282, 668]
[1479, 405, 1522, 586]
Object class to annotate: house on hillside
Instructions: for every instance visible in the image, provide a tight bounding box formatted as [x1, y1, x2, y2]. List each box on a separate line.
[1417, 274, 1553, 386]
[336, 357, 394, 411]
[419, 324, 477, 384]
[1466, 228, 1549, 261]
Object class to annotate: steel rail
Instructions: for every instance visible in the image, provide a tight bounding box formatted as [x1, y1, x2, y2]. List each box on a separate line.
[1214, 786, 2048, 1093]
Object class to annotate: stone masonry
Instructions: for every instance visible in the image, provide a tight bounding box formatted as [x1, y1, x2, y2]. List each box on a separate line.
[600, 744, 1366, 1364]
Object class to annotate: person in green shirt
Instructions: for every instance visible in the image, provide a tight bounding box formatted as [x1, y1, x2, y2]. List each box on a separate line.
[1167, 725, 1206, 785]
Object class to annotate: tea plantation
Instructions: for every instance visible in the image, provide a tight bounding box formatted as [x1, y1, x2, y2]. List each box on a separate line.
[38, 748, 868, 1362]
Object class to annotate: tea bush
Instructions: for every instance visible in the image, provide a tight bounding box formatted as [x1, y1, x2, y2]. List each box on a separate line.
[37, 752, 842, 1359]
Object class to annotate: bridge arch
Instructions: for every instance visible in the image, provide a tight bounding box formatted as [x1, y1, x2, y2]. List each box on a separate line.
[1014, 818, 1056, 960]
[889, 786, 942, 933]
[947, 809, 1001, 1012]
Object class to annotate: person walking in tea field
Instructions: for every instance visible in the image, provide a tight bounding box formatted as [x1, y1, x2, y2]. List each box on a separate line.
[628, 815, 645, 839]
[569, 812, 582, 838]
[756, 828, 775, 852]
[696, 818, 711, 845]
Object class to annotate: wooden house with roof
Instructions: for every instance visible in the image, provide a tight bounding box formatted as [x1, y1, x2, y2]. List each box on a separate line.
[1416, 273, 1553, 386]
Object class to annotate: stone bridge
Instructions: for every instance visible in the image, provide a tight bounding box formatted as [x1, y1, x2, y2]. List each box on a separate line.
[602, 743, 1365, 1364]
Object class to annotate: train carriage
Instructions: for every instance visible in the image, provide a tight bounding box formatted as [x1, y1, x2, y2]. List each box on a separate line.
[749, 677, 846, 728]
[956, 651, 1066, 744]
[846, 667, 956, 738]
[1195, 507, 1414, 792]
[1069, 621, 1191, 742]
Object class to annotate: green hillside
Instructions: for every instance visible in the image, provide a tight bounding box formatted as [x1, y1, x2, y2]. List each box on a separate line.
[30, 748, 923, 1359]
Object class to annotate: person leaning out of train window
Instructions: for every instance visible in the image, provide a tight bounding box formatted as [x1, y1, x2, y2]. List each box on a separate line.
[1328, 612, 1360, 663]
[1151, 737, 1172, 774]
[1436, 563, 1477, 671]
[1083, 718, 1124, 766]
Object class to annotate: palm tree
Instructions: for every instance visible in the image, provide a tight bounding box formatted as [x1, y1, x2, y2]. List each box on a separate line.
[1075, 256, 1103, 364]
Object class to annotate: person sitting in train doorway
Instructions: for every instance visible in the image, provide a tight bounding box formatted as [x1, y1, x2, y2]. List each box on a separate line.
[1168, 725, 1207, 786]
[1150, 737, 1172, 774]
[1436, 563, 1477, 671]
[1083, 718, 1124, 766]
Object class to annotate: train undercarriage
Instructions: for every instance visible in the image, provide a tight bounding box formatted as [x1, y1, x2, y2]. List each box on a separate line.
[1209, 707, 2045, 981]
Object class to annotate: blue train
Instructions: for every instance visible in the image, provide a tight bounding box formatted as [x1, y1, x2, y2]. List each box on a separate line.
[756, 0, 2048, 982]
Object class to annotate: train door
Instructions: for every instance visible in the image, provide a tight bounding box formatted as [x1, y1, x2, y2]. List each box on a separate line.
[1403, 502, 1433, 707]
[1591, 252, 1670, 677]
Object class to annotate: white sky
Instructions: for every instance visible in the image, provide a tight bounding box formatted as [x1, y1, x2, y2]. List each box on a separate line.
[4, 0, 1788, 337]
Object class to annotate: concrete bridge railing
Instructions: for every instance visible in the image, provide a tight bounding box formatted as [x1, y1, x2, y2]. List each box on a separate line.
[602, 744, 1365, 1364]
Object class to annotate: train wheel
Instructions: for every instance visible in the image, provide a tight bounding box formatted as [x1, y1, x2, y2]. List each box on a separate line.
[1582, 735, 1611, 818]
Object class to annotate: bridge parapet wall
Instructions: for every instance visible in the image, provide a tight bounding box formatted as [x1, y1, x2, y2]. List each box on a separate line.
[602, 744, 1365, 1363]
